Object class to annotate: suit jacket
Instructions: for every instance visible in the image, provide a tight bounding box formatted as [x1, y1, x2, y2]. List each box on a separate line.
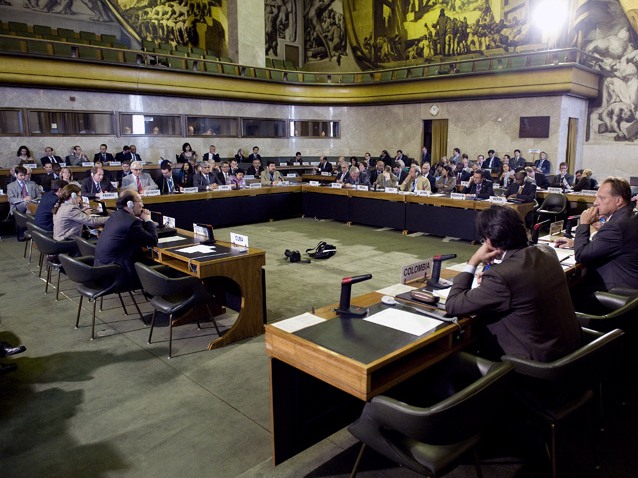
[93, 152, 114, 163]
[425, 172, 437, 192]
[454, 169, 471, 183]
[401, 175, 431, 192]
[157, 173, 180, 194]
[125, 152, 142, 163]
[116, 170, 133, 184]
[80, 176, 116, 198]
[7, 179, 41, 212]
[534, 158, 551, 175]
[572, 177, 594, 192]
[335, 170, 350, 183]
[121, 173, 158, 191]
[260, 170, 284, 185]
[368, 168, 383, 184]
[509, 157, 526, 170]
[464, 179, 494, 199]
[318, 161, 333, 173]
[486, 156, 501, 171]
[245, 165, 263, 177]
[39, 172, 60, 191]
[66, 153, 89, 166]
[114, 151, 128, 162]
[574, 205, 638, 292]
[248, 153, 262, 163]
[504, 181, 537, 203]
[374, 172, 398, 188]
[33, 190, 59, 231]
[395, 169, 408, 186]
[52, 202, 108, 241]
[229, 166, 244, 176]
[193, 172, 220, 191]
[434, 175, 456, 194]
[446, 245, 582, 361]
[216, 171, 234, 185]
[534, 172, 549, 189]
[94, 208, 158, 288]
[40, 155, 63, 166]
[551, 174, 574, 188]
[345, 174, 370, 187]
[201, 152, 220, 163]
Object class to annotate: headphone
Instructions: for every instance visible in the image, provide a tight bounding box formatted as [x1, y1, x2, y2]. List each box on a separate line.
[127, 200, 135, 209]
[71, 192, 77, 199]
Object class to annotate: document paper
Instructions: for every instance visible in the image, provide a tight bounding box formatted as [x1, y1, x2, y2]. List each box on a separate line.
[364, 308, 441, 336]
[271, 313, 326, 333]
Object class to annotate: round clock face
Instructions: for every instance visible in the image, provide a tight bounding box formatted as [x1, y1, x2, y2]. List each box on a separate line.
[430, 105, 440, 116]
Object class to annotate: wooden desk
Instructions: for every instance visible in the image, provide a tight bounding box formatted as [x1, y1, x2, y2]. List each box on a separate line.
[265, 291, 474, 464]
[154, 236, 266, 350]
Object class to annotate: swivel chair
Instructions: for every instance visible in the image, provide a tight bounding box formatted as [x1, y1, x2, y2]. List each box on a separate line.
[26, 222, 52, 270]
[575, 288, 638, 333]
[12, 210, 33, 260]
[135, 263, 222, 358]
[29, 230, 76, 300]
[348, 352, 513, 477]
[74, 236, 97, 257]
[58, 254, 145, 340]
[535, 193, 567, 228]
[502, 328, 624, 478]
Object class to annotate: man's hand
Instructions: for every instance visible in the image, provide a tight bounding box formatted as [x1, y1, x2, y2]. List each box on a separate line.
[580, 206, 599, 225]
[468, 242, 502, 268]
[140, 208, 152, 222]
[555, 237, 574, 249]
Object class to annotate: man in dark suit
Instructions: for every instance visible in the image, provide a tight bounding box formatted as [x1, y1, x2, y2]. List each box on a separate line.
[317, 155, 333, 173]
[193, 161, 221, 191]
[334, 163, 350, 184]
[510, 149, 526, 169]
[534, 151, 551, 175]
[525, 166, 549, 189]
[34, 179, 68, 232]
[93, 144, 114, 163]
[420, 146, 431, 165]
[116, 160, 132, 184]
[556, 178, 638, 296]
[40, 146, 63, 166]
[504, 171, 536, 203]
[157, 162, 179, 194]
[248, 146, 261, 163]
[454, 163, 471, 183]
[420, 162, 437, 192]
[125, 145, 142, 163]
[393, 161, 408, 186]
[446, 205, 581, 361]
[39, 163, 60, 192]
[115, 146, 130, 162]
[464, 169, 494, 199]
[80, 166, 116, 198]
[485, 149, 501, 172]
[202, 145, 221, 163]
[229, 159, 243, 176]
[216, 161, 233, 185]
[369, 160, 385, 184]
[246, 158, 263, 177]
[95, 190, 158, 289]
[551, 162, 574, 189]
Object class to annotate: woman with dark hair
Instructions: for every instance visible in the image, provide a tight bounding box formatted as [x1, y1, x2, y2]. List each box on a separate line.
[379, 149, 392, 166]
[177, 161, 195, 188]
[177, 142, 197, 164]
[53, 184, 108, 241]
[572, 169, 595, 192]
[445, 205, 581, 361]
[435, 165, 457, 193]
[17, 145, 40, 167]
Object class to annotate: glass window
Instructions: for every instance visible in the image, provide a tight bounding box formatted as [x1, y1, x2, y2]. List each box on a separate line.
[28, 110, 114, 135]
[241, 118, 287, 138]
[119, 113, 182, 136]
[0, 109, 24, 135]
[186, 116, 239, 137]
[289, 120, 340, 138]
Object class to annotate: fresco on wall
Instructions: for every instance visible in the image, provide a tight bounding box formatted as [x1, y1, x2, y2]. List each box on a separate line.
[303, 0, 347, 64]
[265, 0, 297, 57]
[581, 0, 638, 142]
[0, 0, 114, 23]
[342, 0, 537, 69]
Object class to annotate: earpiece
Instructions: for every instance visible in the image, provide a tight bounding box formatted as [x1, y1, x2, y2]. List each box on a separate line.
[71, 192, 77, 199]
[127, 200, 134, 209]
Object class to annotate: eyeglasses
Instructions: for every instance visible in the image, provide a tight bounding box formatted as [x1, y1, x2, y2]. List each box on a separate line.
[202, 166, 210, 168]
[132, 168, 142, 171]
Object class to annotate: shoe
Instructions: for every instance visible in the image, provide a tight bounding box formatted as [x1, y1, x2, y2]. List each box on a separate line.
[0, 341, 26, 358]
[0, 363, 17, 373]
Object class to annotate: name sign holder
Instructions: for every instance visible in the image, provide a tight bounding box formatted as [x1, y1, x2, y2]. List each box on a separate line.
[547, 187, 563, 194]
[330, 183, 343, 189]
[450, 192, 466, 200]
[249, 183, 262, 189]
[217, 185, 232, 191]
[143, 189, 161, 197]
[384, 187, 398, 194]
[286, 173, 297, 178]
[356, 185, 369, 191]
[309, 181, 320, 186]
[582, 190, 597, 196]
[489, 196, 507, 204]
[401, 259, 433, 284]
[109, 161, 121, 166]
[182, 187, 198, 194]
[82, 162, 94, 167]
[320, 172, 332, 176]
[415, 190, 431, 197]
[230, 232, 249, 248]
[100, 192, 118, 200]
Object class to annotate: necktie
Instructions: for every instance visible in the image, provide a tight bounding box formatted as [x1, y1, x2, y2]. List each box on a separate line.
[412, 180, 416, 192]
[96, 182, 101, 193]
[49, 156, 55, 163]
[477, 183, 482, 194]
[102, 154, 106, 161]
[20, 181, 27, 198]
[225, 173, 228, 183]
[270, 173, 274, 182]
[137, 177, 143, 193]
[518, 185, 523, 194]
[167, 177, 173, 193]
[204, 174, 210, 185]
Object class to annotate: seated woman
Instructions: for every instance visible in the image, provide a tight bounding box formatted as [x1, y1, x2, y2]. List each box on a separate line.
[435, 165, 457, 193]
[177, 161, 195, 188]
[498, 162, 514, 187]
[52, 184, 109, 241]
[374, 165, 398, 188]
[572, 169, 595, 192]
[230, 170, 247, 189]
[177, 142, 197, 164]
[17, 145, 41, 167]
[60, 167, 81, 187]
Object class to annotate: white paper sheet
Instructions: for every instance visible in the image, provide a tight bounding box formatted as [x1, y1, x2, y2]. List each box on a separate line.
[271, 313, 326, 333]
[364, 308, 441, 336]
[157, 235, 186, 244]
[176, 245, 216, 253]
[376, 284, 416, 296]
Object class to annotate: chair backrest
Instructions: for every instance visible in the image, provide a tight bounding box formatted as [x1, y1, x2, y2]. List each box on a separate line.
[13, 210, 30, 229]
[58, 254, 121, 289]
[26, 221, 52, 237]
[539, 193, 567, 213]
[135, 263, 198, 297]
[75, 236, 96, 257]
[30, 230, 76, 255]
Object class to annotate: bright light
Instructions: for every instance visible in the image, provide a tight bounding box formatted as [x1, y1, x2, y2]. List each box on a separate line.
[532, 0, 568, 37]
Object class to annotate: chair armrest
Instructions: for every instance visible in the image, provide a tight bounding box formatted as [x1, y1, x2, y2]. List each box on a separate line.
[593, 292, 634, 311]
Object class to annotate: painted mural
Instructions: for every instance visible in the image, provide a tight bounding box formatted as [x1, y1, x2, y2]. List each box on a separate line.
[303, 0, 347, 64]
[265, 0, 297, 57]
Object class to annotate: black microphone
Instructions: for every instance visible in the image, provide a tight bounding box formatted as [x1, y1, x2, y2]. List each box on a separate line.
[563, 215, 579, 238]
[336, 274, 372, 317]
[427, 254, 457, 289]
[530, 219, 550, 244]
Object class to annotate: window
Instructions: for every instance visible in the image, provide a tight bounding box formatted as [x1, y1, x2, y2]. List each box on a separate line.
[0, 109, 24, 135]
[290, 120, 340, 138]
[28, 110, 114, 135]
[185, 116, 239, 137]
[119, 113, 182, 136]
[241, 118, 287, 138]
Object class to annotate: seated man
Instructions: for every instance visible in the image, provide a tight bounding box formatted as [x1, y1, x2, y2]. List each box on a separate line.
[121, 161, 158, 192]
[525, 166, 549, 189]
[368, 160, 385, 184]
[94, 190, 158, 289]
[261, 161, 284, 186]
[66, 145, 90, 166]
[446, 205, 582, 361]
[534, 151, 551, 175]
[504, 171, 536, 203]
[335, 163, 350, 184]
[556, 178, 638, 295]
[157, 161, 179, 194]
[115, 159, 132, 185]
[421, 162, 437, 192]
[8, 166, 41, 214]
[39, 163, 59, 192]
[246, 158, 263, 177]
[400, 164, 430, 192]
[193, 161, 220, 191]
[551, 162, 574, 190]
[80, 166, 116, 199]
[216, 161, 234, 185]
[373, 165, 398, 189]
[34, 179, 68, 232]
[316, 155, 333, 173]
[464, 169, 494, 199]
[344, 167, 370, 187]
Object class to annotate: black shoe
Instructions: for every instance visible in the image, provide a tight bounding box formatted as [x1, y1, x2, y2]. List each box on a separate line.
[0, 363, 17, 373]
[0, 341, 26, 358]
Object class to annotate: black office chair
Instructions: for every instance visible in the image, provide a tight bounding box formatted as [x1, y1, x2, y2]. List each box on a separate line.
[58, 254, 145, 340]
[575, 288, 638, 333]
[30, 230, 77, 300]
[13, 210, 33, 260]
[502, 328, 625, 478]
[536, 193, 567, 227]
[348, 352, 514, 478]
[26, 222, 53, 271]
[75, 236, 97, 257]
[135, 263, 222, 358]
